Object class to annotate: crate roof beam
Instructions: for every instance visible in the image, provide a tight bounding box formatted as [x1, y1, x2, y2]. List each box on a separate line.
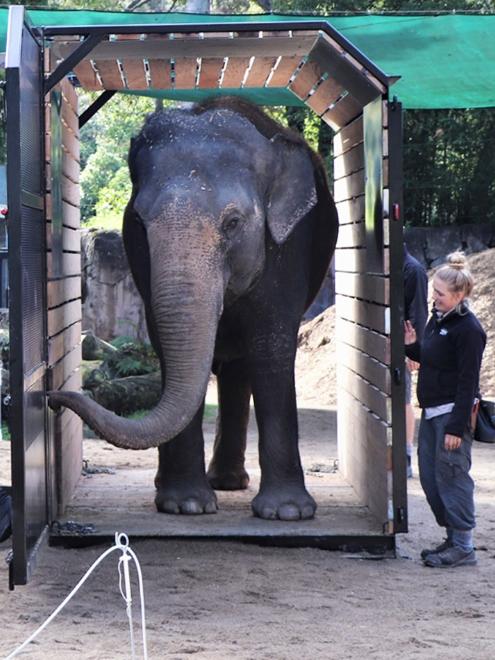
[43, 20, 393, 132]
[44, 32, 104, 95]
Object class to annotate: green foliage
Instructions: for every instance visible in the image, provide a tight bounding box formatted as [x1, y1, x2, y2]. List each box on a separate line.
[404, 108, 495, 226]
[93, 166, 132, 227]
[1, 421, 10, 441]
[270, 0, 495, 13]
[105, 339, 160, 378]
[79, 94, 155, 223]
[83, 337, 160, 394]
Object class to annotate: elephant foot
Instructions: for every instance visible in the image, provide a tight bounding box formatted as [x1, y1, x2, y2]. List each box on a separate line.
[207, 464, 250, 491]
[251, 485, 316, 521]
[155, 480, 218, 515]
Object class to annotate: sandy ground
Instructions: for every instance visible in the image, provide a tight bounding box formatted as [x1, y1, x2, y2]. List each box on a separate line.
[1, 401, 495, 660]
[1, 248, 495, 659]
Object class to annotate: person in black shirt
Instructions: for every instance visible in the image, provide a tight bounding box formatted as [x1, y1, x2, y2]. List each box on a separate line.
[403, 245, 428, 478]
[405, 252, 486, 568]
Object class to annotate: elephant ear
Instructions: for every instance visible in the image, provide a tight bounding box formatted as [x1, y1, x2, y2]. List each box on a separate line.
[266, 135, 318, 245]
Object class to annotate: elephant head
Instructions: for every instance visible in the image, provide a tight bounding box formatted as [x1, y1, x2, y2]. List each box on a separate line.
[48, 99, 327, 450]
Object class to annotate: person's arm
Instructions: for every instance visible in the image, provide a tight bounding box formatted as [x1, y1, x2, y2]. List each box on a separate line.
[404, 320, 422, 362]
[405, 266, 428, 342]
[444, 323, 485, 440]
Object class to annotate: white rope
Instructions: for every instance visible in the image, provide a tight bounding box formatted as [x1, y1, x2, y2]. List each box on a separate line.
[4, 532, 148, 660]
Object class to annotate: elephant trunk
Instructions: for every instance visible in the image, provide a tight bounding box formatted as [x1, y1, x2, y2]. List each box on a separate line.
[49, 220, 223, 450]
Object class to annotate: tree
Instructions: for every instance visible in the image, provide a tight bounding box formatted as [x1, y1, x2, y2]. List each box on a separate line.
[79, 94, 155, 224]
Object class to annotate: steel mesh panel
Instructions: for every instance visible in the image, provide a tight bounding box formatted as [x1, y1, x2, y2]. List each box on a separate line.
[21, 203, 44, 373]
[19, 24, 41, 196]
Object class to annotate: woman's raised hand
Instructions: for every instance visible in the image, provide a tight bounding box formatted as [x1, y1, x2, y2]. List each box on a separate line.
[404, 320, 417, 345]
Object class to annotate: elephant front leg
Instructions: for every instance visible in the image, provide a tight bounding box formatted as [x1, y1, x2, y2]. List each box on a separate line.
[155, 402, 217, 515]
[250, 356, 316, 521]
[207, 359, 251, 490]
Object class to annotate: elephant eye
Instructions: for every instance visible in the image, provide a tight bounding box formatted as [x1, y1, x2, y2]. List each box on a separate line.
[222, 216, 241, 235]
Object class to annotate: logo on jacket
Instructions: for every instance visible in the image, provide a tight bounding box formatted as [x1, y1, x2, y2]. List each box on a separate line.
[439, 328, 448, 336]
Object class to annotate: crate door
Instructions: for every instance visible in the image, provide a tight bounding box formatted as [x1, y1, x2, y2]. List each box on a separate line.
[6, 6, 52, 585]
[387, 99, 407, 532]
[335, 97, 406, 533]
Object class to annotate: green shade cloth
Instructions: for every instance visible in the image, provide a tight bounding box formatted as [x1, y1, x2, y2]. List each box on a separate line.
[1, 8, 495, 109]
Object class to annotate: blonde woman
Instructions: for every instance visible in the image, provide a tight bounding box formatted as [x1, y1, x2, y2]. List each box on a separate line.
[404, 252, 486, 567]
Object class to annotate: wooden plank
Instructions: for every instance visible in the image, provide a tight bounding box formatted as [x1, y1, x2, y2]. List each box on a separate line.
[337, 218, 389, 249]
[55, 408, 83, 515]
[48, 320, 82, 367]
[334, 246, 389, 275]
[47, 251, 81, 279]
[335, 293, 389, 335]
[338, 363, 390, 423]
[62, 128, 80, 164]
[198, 58, 224, 89]
[62, 175, 81, 208]
[60, 368, 82, 393]
[334, 114, 363, 156]
[336, 220, 366, 249]
[47, 276, 81, 309]
[337, 340, 390, 394]
[266, 55, 302, 87]
[62, 226, 81, 253]
[121, 59, 148, 90]
[334, 142, 364, 180]
[46, 192, 52, 221]
[315, 32, 387, 98]
[244, 56, 277, 87]
[337, 388, 389, 525]
[46, 223, 80, 253]
[56, 34, 317, 62]
[45, 131, 51, 166]
[336, 316, 390, 364]
[50, 344, 82, 391]
[61, 76, 78, 110]
[61, 96, 79, 135]
[51, 344, 82, 391]
[288, 59, 322, 100]
[61, 200, 80, 230]
[334, 168, 364, 203]
[62, 148, 80, 184]
[305, 76, 345, 116]
[93, 60, 124, 89]
[174, 58, 197, 88]
[335, 271, 389, 307]
[73, 61, 103, 91]
[335, 195, 365, 226]
[48, 299, 82, 338]
[383, 157, 389, 188]
[322, 93, 362, 131]
[221, 57, 250, 88]
[148, 59, 172, 89]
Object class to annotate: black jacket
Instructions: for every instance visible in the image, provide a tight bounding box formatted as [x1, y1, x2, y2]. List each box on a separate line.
[404, 247, 428, 341]
[405, 304, 486, 437]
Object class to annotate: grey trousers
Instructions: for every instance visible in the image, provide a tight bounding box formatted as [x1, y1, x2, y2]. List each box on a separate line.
[418, 412, 475, 532]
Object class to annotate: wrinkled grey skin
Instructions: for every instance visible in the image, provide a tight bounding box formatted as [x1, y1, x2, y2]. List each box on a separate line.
[49, 98, 338, 521]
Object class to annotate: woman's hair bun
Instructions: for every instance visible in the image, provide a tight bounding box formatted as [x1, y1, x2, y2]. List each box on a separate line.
[446, 251, 467, 270]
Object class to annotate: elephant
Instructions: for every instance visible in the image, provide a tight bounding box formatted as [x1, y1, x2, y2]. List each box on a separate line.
[49, 97, 339, 521]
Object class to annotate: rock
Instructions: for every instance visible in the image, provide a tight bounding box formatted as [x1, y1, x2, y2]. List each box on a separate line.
[81, 228, 148, 342]
[81, 332, 116, 361]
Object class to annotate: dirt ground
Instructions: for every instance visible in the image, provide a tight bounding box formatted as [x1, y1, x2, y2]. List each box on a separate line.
[1, 249, 495, 659]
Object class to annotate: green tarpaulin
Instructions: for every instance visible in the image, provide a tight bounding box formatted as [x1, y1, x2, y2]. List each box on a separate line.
[1, 8, 495, 109]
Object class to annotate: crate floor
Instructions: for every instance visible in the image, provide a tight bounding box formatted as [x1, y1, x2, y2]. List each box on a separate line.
[51, 406, 388, 548]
